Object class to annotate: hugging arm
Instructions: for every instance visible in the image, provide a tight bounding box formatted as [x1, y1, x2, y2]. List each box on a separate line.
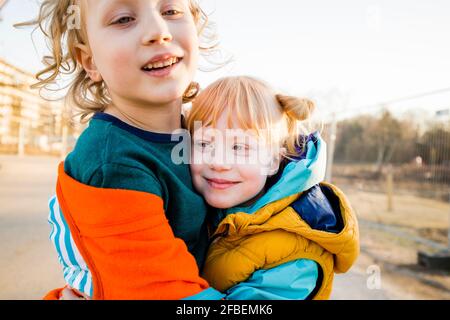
[225, 259, 319, 300]
[44, 163, 224, 300]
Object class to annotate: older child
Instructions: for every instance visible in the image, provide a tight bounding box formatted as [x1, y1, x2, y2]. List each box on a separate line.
[187, 76, 360, 299]
[24, 0, 224, 300]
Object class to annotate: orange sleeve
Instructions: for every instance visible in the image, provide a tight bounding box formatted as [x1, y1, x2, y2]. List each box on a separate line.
[43, 288, 64, 300]
[55, 162, 209, 300]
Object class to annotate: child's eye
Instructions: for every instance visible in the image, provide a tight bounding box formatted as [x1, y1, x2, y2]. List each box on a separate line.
[112, 16, 135, 25]
[232, 144, 249, 153]
[162, 9, 183, 17]
[195, 141, 211, 151]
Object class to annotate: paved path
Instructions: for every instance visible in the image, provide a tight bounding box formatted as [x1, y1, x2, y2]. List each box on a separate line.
[0, 156, 65, 299]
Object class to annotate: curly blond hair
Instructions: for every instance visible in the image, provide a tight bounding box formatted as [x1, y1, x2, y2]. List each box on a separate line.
[17, 0, 218, 122]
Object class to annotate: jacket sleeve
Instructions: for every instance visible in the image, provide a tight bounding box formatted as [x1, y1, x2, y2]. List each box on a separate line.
[47, 196, 93, 298]
[43, 288, 65, 300]
[44, 162, 224, 300]
[225, 259, 319, 300]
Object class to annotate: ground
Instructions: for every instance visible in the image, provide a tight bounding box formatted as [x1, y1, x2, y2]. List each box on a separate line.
[332, 183, 450, 300]
[0, 155, 449, 299]
[0, 156, 64, 299]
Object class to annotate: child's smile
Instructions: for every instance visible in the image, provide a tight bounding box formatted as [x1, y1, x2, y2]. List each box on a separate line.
[141, 55, 183, 78]
[204, 177, 242, 190]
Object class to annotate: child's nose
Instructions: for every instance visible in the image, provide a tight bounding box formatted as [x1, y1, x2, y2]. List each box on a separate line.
[141, 14, 173, 45]
[209, 162, 232, 172]
[208, 150, 233, 171]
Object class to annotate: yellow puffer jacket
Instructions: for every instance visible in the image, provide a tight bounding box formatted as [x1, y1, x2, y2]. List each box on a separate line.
[202, 182, 359, 300]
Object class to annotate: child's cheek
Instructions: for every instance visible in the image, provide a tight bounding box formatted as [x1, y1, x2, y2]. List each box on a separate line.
[189, 164, 203, 190]
[240, 162, 262, 176]
[95, 58, 123, 87]
[240, 164, 269, 186]
[107, 49, 136, 78]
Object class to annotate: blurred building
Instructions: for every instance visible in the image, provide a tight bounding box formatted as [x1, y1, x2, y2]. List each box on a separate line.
[0, 57, 78, 156]
[435, 108, 450, 122]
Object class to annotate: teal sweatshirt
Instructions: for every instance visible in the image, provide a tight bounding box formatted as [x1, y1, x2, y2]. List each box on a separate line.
[64, 112, 211, 269]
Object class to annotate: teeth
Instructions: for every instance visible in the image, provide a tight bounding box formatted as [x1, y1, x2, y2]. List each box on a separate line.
[144, 57, 179, 71]
[163, 59, 172, 67]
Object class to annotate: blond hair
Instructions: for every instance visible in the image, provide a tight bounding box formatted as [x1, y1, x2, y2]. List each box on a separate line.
[186, 76, 315, 158]
[17, 0, 218, 122]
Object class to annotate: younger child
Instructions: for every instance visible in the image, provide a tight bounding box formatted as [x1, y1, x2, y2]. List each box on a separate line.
[186, 76, 360, 299]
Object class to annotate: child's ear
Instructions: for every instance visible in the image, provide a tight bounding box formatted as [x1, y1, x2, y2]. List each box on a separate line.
[75, 44, 103, 82]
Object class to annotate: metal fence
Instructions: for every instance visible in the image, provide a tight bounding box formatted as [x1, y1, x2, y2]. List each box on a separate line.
[320, 93, 450, 256]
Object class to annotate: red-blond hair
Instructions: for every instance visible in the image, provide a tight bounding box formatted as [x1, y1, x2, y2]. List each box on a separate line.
[187, 76, 315, 158]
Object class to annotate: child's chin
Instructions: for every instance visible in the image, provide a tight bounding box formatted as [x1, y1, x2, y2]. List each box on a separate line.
[211, 203, 230, 210]
[207, 197, 234, 210]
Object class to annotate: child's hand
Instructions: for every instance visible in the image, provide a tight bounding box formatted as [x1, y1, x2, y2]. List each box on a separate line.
[59, 287, 90, 300]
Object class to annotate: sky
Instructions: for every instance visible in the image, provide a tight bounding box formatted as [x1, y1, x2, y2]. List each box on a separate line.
[1, 0, 450, 120]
